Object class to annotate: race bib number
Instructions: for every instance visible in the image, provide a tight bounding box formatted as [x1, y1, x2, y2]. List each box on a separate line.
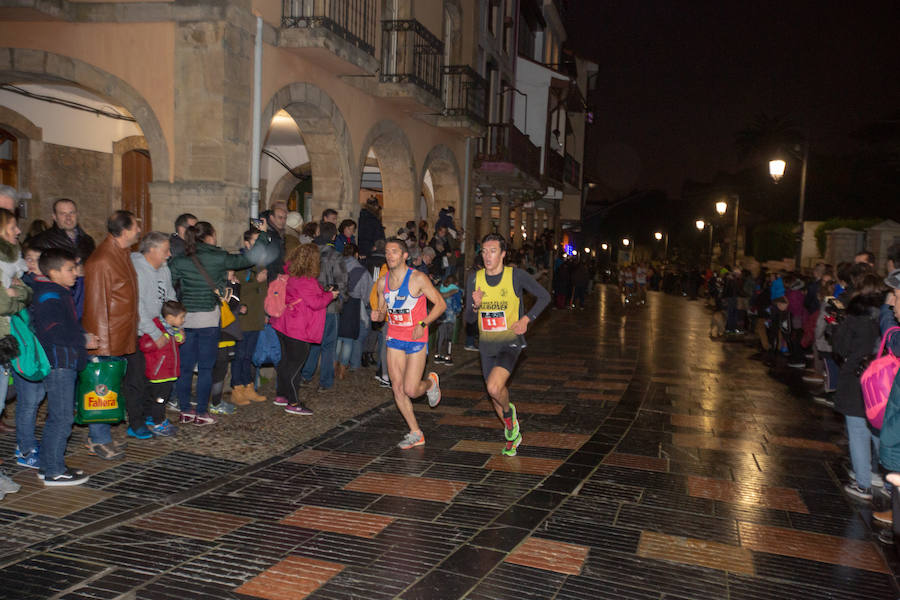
[480, 311, 508, 332]
[388, 308, 413, 327]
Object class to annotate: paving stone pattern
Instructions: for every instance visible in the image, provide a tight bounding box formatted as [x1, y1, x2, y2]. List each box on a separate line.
[1, 287, 899, 598]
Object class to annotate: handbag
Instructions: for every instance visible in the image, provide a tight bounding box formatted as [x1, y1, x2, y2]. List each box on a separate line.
[862, 326, 900, 429]
[189, 255, 242, 340]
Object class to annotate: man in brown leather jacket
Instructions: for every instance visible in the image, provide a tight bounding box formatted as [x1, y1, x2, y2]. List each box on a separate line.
[82, 211, 141, 459]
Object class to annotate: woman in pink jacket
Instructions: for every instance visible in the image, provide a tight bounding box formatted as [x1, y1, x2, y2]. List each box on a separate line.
[270, 243, 338, 415]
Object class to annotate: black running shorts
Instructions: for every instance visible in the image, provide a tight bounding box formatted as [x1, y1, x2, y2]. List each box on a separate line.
[479, 344, 522, 380]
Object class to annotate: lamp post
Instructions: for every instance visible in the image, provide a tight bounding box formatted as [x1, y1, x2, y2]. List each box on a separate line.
[715, 196, 740, 266]
[770, 139, 809, 269]
[654, 231, 668, 262]
[696, 219, 713, 269]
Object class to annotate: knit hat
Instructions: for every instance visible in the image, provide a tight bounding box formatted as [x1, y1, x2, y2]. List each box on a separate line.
[285, 211, 303, 230]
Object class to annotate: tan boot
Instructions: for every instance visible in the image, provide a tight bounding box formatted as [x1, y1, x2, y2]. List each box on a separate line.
[229, 385, 251, 406]
[245, 384, 267, 402]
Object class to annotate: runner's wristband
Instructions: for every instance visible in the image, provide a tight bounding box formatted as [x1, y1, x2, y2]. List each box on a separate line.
[419, 321, 427, 328]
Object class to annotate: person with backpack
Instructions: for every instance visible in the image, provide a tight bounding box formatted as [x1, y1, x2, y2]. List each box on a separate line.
[0, 208, 30, 437]
[168, 221, 271, 426]
[335, 243, 372, 379]
[270, 243, 338, 414]
[833, 273, 886, 501]
[230, 228, 268, 404]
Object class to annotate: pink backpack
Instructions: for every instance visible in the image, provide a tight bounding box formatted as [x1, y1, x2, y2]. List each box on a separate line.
[861, 326, 900, 429]
[264, 274, 289, 318]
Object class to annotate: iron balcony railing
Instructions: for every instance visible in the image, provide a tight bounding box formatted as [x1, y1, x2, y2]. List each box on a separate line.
[546, 149, 565, 184]
[477, 123, 541, 180]
[564, 152, 581, 187]
[282, 0, 376, 56]
[442, 65, 487, 124]
[381, 20, 444, 98]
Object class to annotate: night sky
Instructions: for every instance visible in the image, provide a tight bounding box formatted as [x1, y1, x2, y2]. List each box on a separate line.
[566, 0, 900, 199]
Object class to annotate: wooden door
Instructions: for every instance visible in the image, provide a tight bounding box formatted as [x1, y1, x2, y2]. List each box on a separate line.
[0, 129, 17, 188]
[122, 149, 152, 230]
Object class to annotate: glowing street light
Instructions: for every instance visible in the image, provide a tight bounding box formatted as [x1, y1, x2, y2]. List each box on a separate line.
[768, 159, 786, 182]
[601, 243, 608, 251]
[715, 201, 727, 216]
[584, 248, 591, 254]
[622, 238, 630, 246]
[695, 219, 705, 231]
[654, 231, 663, 240]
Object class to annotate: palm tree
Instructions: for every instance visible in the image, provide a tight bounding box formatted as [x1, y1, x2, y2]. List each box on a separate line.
[735, 113, 804, 164]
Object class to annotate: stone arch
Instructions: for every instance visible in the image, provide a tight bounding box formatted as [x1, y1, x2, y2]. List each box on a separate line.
[0, 48, 170, 181]
[357, 120, 417, 233]
[269, 165, 311, 209]
[0, 105, 42, 209]
[261, 82, 354, 219]
[421, 144, 461, 225]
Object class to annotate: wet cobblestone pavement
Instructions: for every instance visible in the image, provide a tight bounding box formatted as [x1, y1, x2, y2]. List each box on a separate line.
[1, 286, 899, 599]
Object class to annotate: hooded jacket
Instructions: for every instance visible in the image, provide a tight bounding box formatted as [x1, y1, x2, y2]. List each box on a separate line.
[139, 317, 184, 382]
[314, 236, 347, 314]
[357, 205, 385, 256]
[832, 294, 882, 417]
[269, 275, 334, 343]
[29, 278, 87, 370]
[131, 252, 177, 340]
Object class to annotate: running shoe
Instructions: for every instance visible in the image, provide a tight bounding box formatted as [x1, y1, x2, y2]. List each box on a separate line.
[15, 444, 38, 460]
[844, 483, 872, 501]
[16, 449, 39, 469]
[209, 402, 236, 415]
[179, 409, 197, 424]
[397, 430, 425, 449]
[787, 361, 806, 369]
[464, 345, 479, 352]
[166, 398, 180, 411]
[502, 433, 523, 457]
[441, 355, 454, 366]
[375, 374, 391, 387]
[148, 420, 177, 437]
[0, 472, 21, 494]
[284, 404, 313, 416]
[873, 509, 893, 525]
[127, 426, 154, 440]
[503, 402, 520, 441]
[273, 396, 289, 406]
[193, 413, 218, 426]
[433, 354, 446, 364]
[426, 372, 441, 408]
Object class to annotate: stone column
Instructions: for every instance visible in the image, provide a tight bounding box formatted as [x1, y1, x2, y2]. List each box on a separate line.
[512, 204, 523, 248]
[499, 195, 511, 242]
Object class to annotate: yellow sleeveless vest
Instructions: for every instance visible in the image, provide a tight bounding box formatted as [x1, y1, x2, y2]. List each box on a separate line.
[475, 266, 519, 344]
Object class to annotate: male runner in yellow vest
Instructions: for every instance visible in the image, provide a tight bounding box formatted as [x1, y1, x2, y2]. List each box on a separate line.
[466, 234, 551, 455]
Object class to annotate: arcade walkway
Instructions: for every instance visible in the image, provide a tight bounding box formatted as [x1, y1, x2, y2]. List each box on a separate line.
[0, 286, 897, 599]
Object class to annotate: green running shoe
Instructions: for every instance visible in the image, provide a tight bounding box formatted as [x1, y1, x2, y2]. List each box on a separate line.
[502, 433, 523, 457]
[503, 402, 519, 441]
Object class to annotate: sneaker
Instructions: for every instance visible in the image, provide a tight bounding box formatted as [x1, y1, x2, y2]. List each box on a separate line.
[209, 402, 236, 415]
[844, 483, 873, 501]
[426, 372, 441, 408]
[148, 420, 177, 437]
[16, 449, 39, 469]
[442, 355, 454, 366]
[0, 472, 20, 494]
[317, 386, 332, 393]
[43, 468, 89, 487]
[398, 430, 425, 449]
[179, 410, 197, 424]
[15, 444, 38, 460]
[787, 361, 806, 369]
[464, 345, 479, 352]
[433, 354, 446, 365]
[374, 374, 391, 387]
[877, 528, 894, 545]
[872, 473, 885, 488]
[273, 396, 289, 407]
[873, 509, 893, 525]
[501, 433, 523, 457]
[193, 412, 217, 426]
[802, 373, 825, 384]
[284, 404, 314, 416]
[166, 398, 180, 411]
[84, 441, 124, 461]
[503, 402, 520, 441]
[812, 392, 835, 408]
[127, 426, 154, 440]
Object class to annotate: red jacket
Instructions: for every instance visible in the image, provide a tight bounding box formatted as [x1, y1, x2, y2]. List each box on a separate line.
[138, 317, 185, 382]
[270, 275, 333, 343]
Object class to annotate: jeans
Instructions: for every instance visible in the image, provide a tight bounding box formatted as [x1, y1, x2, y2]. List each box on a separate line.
[12, 371, 45, 456]
[0, 367, 7, 414]
[176, 326, 221, 414]
[337, 321, 368, 369]
[231, 329, 259, 387]
[210, 346, 234, 407]
[823, 353, 839, 393]
[846, 415, 880, 489]
[41, 368, 78, 477]
[301, 313, 338, 388]
[277, 331, 311, 405]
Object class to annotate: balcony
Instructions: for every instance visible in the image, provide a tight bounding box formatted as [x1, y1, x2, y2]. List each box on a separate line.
[545, 149, 564, 186]
[474, 123, 542, 191]
[279, 0, 378, 75]
[430, 65, 486, 135]
[378, 19, 444, 112]
[564, 152, 581, 189]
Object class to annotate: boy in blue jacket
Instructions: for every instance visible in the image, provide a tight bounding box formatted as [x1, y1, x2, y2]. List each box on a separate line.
[30, 249, 99, 486]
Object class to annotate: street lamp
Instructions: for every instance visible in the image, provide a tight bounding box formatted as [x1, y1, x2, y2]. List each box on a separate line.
[622, 238, 630, 246]
[715, 201, 727, 216]
[716, 197, 741, 266]
[654, 231, 662, 240]
[696, 219, 713, 269]
[695, 219, 705, 231]
[654, 231, 669, 262]
[584, 247, 591, 254]
[770, 141, 809, 269]
[601, 243, 608, 251]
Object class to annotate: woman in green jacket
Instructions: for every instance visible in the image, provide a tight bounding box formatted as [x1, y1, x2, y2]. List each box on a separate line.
[169, 221, 270, 425]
